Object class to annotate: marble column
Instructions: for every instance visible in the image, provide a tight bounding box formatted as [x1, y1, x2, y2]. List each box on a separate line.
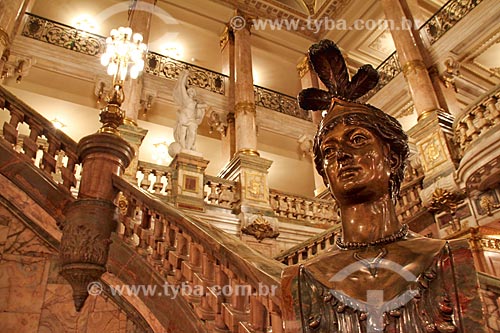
[0, 0, 33, 77]
[220, 25, 236, 162]
[381, 0, 460, 178]
[233, 14, 258, 156]
[382, 0, 464, 232]
[296, 55, 326, 196]
[118, 0, 155, 179]
[218, 15, 277, 254]
[381, 0, 443, 120]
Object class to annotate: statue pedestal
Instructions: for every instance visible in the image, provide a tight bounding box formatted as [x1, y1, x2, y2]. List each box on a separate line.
[169, 152, 209, 211]
[218, 152, 280, 252]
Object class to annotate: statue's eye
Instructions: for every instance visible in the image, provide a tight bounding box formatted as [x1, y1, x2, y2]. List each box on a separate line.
[351, 134, 367, 145]
[323, 147, 336, 158]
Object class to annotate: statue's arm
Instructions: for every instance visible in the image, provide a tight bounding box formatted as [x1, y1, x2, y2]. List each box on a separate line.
[173, 70, 189, 106]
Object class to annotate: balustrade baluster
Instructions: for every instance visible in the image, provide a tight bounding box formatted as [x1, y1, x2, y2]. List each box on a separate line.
[152, 170, 163, 194]
[137, 207, 153, 256]
[2, 105, 23, 145]
[140, 168, 151, 191]
[213, 264, 230, 332]
[207, 181, 218, 204]
[248, 296, 268, 332]
[195, 253, 216, 320]
[22, 122, 42, 160]
[464, 113, 479, 141]
[61, 150, 77, 191]
[42, 133, 60, 175]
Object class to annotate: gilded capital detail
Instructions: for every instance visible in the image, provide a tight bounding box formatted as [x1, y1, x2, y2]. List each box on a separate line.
[235, 101, 256, 115]
[402, 59, 427, 77]
[297, 55, 312, 79]
[0, 28, 10, 49]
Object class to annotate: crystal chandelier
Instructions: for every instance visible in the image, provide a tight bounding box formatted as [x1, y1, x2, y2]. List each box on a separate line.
[98, 27, 147, 134]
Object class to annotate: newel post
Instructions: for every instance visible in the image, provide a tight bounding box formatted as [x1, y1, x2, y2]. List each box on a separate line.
[60, 133, 134, 311]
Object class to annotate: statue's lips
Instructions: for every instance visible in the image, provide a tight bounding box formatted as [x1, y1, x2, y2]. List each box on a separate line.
[338, 166, 361, 179]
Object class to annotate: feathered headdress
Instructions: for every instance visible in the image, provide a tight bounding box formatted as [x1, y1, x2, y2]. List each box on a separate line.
[298, 39, 379, 124]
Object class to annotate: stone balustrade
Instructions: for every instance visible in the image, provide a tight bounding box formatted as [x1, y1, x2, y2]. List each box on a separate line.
[454, 85, 500, 155]
[113, 174, 285, 333]
[136, 161, 173, 198]
[0, 86, 80, 194]
[204, 175, 238, 209]
[270, 189, 339, 226]
[274, 227, 338, 265]
[395, 162, 426, 223]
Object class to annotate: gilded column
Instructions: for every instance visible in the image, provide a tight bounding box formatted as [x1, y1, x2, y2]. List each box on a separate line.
[220, 25, 236, 162]
[233, 13, 258, 156]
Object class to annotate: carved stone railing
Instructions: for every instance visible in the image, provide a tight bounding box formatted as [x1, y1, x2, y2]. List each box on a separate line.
[136, 160, 173, 198]
[419, 0, 484, 45]
[274, 227, 338, 265]
[254, 85, 311, 121]
[270, 189, 340, 226]
[358, 51, 401, 103]
[0, 85, 80, 194]
[204, 175, 238, 210]
[113, 174, 285, 333]
[395, 162, 426, 223]
[454, 84, 500, 155]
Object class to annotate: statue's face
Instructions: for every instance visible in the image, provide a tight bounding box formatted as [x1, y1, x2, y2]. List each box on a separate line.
[187, 88, 196, 98]
[321, 123, 392, 204]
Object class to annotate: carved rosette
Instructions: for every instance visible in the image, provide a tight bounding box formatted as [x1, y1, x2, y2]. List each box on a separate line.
[60, 199, 117, 311]
[241, 215, 279, 241]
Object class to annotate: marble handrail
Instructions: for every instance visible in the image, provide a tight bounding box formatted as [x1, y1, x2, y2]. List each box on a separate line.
[270, 188, 340, 226]
[112, 174, 285, 332]
[454, 84, 500, 155]
[0, 85, 80, 194]
[274, 227, 338, 265]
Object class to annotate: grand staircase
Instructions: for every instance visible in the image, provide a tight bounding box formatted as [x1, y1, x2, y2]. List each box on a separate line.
[1, 85, 500, 333]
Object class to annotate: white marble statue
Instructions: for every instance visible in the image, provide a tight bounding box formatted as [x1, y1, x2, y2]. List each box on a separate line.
[169, 70, 206, 157]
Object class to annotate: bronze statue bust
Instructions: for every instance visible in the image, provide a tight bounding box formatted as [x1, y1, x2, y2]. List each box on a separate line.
[281, 40, 486, 333]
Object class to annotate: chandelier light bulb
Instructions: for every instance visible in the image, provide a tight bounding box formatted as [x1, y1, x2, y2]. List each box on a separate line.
[102, 27, 147, 83]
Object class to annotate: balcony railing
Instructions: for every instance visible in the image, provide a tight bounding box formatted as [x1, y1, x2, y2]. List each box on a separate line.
[454, 84, 500, 155]
[419, 0, 484, 45]
[20, 13, 311, 121]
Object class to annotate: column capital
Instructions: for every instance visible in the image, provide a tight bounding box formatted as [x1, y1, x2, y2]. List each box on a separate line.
[297, 55, 312, 79]
[219, 25, 234, 50]
[235, 101, 256, 115]
[0, 28, 9, 50]
[231, 10, 255, 33]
